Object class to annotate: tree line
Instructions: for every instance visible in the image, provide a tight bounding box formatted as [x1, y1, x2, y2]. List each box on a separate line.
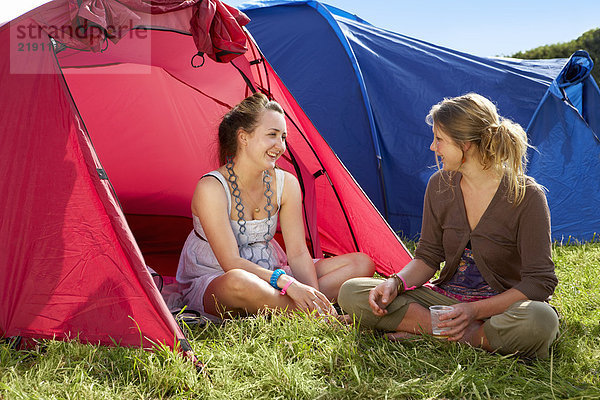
[511, 28, 599, 82]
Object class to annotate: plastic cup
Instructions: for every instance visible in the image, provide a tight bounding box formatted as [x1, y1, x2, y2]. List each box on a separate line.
[429, 305, 454, 338]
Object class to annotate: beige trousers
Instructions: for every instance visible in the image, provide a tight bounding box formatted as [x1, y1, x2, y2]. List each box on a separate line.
[338, 278, 559, 359]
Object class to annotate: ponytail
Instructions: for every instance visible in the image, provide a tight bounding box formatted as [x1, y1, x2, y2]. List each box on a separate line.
[479, 118, 530, 203]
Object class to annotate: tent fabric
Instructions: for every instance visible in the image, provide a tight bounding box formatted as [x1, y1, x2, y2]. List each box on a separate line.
[0, 21, 186, 349]
[30, 0, 250, 60]
[239, 1, 586, 239]
[526, 51, 600, 241]
[1, 0, 411, 349]
[189, 0, 251, 62]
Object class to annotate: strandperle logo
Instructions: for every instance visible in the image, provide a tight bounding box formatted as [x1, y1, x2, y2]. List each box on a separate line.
[13, 20, 150, 42]
[9, 18, 152, 75]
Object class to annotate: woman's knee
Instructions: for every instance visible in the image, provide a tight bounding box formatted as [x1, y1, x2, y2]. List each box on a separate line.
[221, 269, 265, 300]
[338, 277, 377, 315]
[348, 252, 376, 277]
[514, 301, 558, 338]
[523, 301, 559, 342]
[487, 301, 559, 358]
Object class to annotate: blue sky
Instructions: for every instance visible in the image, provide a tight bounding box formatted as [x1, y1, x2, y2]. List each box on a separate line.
[3, 0, 599, 57]
[232, 0, 600, 57]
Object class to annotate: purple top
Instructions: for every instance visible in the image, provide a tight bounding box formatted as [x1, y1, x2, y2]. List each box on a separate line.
[430, 246, 499, 302]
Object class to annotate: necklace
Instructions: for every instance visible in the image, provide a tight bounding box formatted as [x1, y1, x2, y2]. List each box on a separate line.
[244, 187, 264, 215]
[225, 157, 275, 268]
[225, 158, 274, 227]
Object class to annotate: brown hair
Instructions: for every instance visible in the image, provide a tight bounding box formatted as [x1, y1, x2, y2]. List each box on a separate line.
[218, 93, 284, 164]
[426, 93, 531, 204]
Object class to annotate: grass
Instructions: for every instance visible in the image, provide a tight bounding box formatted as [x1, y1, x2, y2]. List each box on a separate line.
[1, 243, 599, 399]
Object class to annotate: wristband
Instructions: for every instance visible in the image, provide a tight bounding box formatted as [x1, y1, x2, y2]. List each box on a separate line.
[279, 277, 296, 295]
[269, 268, 286, 289]
[390, 273, 417, 294]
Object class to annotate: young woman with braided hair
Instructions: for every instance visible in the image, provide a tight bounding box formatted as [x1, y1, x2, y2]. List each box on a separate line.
[176, 93, 374, 321]
[338, 93, 559, 359]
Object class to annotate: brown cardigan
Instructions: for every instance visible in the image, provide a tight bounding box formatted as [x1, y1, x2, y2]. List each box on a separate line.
[414, 171, 558, 301]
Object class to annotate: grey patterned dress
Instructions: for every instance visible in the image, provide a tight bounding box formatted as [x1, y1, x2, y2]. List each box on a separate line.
[176, 169, 287, 317]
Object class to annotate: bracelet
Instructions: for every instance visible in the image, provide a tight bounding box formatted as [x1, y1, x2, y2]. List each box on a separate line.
[279, 277, 296, 295]
[269, 268, 286, 289]
[389, 273, 417, 294]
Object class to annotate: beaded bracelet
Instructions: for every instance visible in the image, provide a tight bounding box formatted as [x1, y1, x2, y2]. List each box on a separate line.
[270, 268, 286, 289]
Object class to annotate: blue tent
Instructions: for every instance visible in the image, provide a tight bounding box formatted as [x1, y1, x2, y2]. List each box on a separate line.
[526, 51, 600, 241]
[239, 1, 593, 239]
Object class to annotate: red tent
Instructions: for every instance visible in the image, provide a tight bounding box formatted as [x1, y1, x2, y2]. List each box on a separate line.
[0, 0, 412, 350]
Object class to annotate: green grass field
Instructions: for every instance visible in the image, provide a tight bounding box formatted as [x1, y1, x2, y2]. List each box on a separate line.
[1, 243, 599, 399]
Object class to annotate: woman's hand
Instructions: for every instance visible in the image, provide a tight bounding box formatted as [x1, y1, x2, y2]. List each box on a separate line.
[437, 302, 480, 341]
[367, 259, 435, 317]
[438, 290, 528, 343]
[368, 278, 398, 316]
[285, 280, 337, 315]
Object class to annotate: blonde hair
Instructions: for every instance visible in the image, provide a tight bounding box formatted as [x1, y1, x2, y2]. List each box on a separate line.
[426, 93, 531, 204]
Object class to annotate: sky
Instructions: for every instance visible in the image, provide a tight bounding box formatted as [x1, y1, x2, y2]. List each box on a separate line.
[2, 0, 599, 57]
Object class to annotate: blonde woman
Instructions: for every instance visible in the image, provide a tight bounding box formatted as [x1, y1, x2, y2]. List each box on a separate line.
[339, 93, 559, 359]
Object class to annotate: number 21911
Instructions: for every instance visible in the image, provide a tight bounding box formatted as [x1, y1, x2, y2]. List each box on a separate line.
[17, 43, 51, 52]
